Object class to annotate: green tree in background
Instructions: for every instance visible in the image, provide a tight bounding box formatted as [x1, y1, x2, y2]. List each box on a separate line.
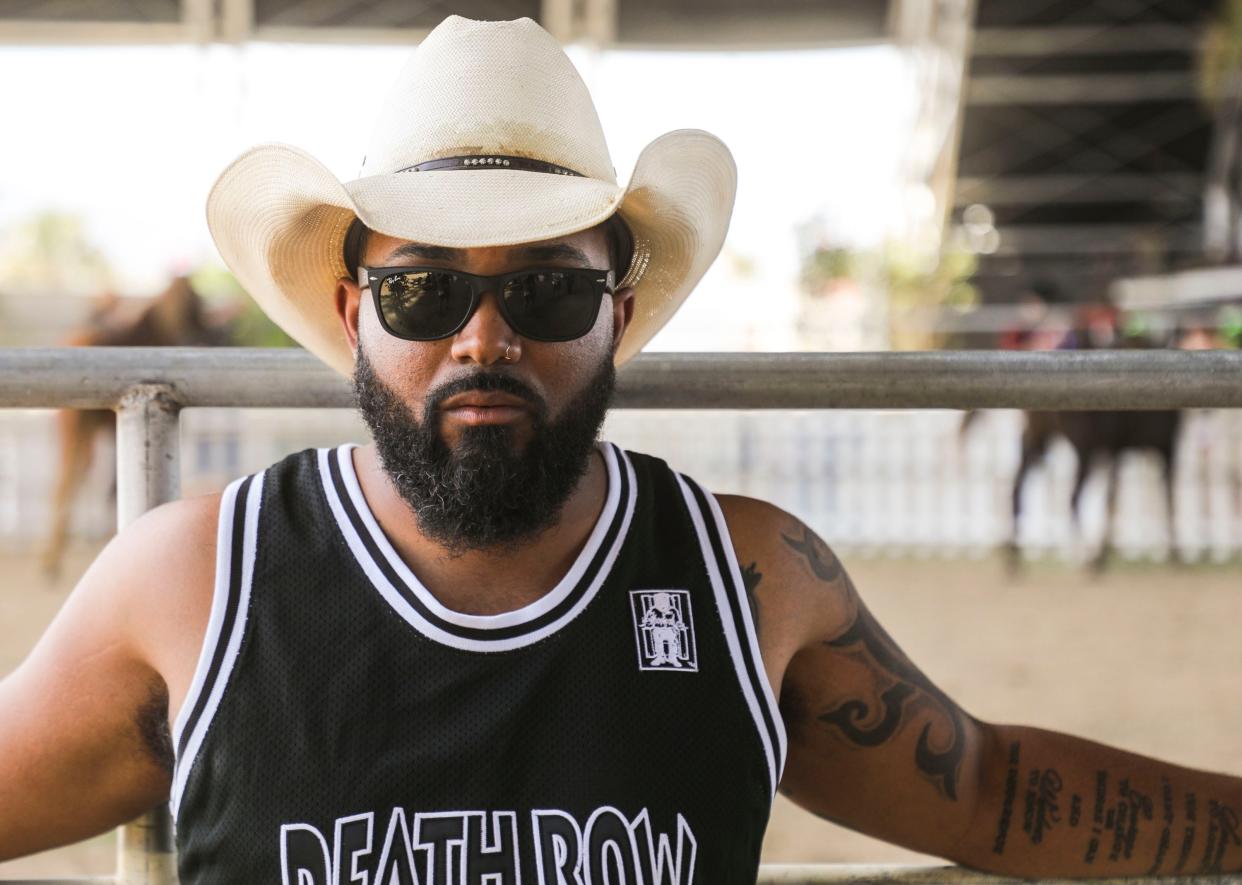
[188, 265, 300, 349]
[799, 239, 978, 350]
[0, 211, 114, 295]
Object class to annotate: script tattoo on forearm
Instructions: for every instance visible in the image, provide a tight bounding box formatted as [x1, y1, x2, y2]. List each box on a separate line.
[1085, 771, 1109, 864]
[782, 525, 970, 800]
[993, 742, 1022, 854]
[1075, 776, 1237, 874]
[1023, 766, 1063, 845]
[1107, 778, 1153, 863]
[1198, 798, 1241, 873]
[1082, 771, 1156, 866]
[991, 745, 1064, 856]
[1148, 777, 1175, 874]
[1175, 792, 1197, 872]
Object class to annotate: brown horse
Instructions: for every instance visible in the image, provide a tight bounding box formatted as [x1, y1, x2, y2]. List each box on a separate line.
[39, 276, 232, 578]
[1005, 408, 1181, 572]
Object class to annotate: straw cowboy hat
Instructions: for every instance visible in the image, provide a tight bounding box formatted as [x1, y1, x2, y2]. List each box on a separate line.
[205, 14, 737, 376]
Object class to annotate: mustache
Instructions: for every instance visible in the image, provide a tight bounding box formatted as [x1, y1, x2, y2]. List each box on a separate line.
[424, 371, 546, 419]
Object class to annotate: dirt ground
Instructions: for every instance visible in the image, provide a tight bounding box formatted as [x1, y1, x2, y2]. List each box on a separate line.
[1, 543, 1240, 877]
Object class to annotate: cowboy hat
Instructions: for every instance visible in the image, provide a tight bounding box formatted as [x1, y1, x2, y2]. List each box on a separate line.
[205, 14, 737, 376]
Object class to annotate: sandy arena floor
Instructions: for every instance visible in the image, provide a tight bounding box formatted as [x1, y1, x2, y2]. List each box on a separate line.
[1, 542, 1240, 877]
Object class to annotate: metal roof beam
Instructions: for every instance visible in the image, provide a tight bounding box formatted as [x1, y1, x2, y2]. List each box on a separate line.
[991, 223, 1201, 254]
[0, 0, 213, 44]
[959, 101, 1206, 186]
[972, 23, 1197, 56]
[968, 72, 1197, 105]
[540, 0, 574, 43]
[220, 0, 251, 42]
[956, 173, 1202, 206]
[0, 20, 190, 42]
[248, 23, 434, 42]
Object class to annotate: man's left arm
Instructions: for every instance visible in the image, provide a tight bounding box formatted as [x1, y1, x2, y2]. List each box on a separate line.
[717, 494, 1242, 879]
[960, 722, 1242, 878]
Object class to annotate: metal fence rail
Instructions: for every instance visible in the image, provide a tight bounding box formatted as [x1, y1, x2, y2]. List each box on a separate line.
[4, 346, 1242, 410]
[2, 346, 1241, 884]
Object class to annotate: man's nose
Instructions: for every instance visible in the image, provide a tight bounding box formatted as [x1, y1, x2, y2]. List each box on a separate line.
[450, 288, 519, 365]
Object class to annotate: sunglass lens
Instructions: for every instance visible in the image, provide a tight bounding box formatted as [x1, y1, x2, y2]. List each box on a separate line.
[502, 271, 601, 340]
[378, 271, 473, 339]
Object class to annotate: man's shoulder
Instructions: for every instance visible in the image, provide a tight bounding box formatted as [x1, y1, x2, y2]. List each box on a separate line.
[713, 493, 798, 551]
[91, 489, 225, 664]
[117, 489, 224, 564]
[712, 492, 855, 654]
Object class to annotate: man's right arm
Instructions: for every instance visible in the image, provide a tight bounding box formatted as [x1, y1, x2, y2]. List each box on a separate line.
[0, 492, 219, 861]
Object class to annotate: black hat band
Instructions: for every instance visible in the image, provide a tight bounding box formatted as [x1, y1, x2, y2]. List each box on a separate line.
[396, 155, 583, 176]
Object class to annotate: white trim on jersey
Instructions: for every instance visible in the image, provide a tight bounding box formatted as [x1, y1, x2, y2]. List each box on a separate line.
[699, 487, 789, 780]
[170, 469, 265, 821]
[318, 442, 639, 652]
[335, 441, 620, 629]
[171, 475, 242, 751]
[674, 473, 784, 801]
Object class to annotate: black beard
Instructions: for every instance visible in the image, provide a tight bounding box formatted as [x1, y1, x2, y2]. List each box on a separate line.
[352, 343, 616, 557]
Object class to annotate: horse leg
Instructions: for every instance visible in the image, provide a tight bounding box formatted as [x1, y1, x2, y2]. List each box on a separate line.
[1091, 456, 1122, 573]
[1161, 450, 1181, 566]
[1068, 448, 1092, 564]
[1008, 439, 1043, 575]
[958, 410, 980, 449]
[40, 409, 92, 579]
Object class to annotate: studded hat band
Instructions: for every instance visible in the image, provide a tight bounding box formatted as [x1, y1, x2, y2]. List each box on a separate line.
[344, 155, 588, 275]
[396, 155, 582, 176]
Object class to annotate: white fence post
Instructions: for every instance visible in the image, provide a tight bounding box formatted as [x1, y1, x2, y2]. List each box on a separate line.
[114, 384, 181, 885]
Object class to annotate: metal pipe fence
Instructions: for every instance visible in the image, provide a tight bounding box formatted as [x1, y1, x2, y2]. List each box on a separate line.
[4, 346, 1242, 410]
[2, 346, 1241, 885]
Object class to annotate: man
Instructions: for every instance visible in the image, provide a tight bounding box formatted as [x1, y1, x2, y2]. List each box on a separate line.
[2, 14, 1241, 884]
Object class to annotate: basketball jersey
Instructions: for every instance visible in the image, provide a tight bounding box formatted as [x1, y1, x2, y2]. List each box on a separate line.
[170, 441, 786, 884]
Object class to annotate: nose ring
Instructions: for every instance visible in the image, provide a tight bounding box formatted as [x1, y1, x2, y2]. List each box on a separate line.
[503, 343, 513, 362]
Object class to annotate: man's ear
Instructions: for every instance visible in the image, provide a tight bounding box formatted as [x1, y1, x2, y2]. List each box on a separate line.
[334, 276, 362, 356]
[611, 286, 636, 353]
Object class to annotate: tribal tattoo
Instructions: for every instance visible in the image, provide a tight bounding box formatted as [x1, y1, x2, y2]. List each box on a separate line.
[782, 525, 843, 584]
[781, 525, 971, 800]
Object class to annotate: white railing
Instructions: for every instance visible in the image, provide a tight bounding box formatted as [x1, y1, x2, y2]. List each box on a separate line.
[6, 407, 1239, 561]
[2, 346, 1241, 885]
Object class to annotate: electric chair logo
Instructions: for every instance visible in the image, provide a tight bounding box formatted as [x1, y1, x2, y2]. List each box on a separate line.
[630, 590, 698, 672]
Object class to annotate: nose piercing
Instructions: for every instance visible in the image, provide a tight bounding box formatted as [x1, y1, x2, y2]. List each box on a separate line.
[503, 343, 514, 362]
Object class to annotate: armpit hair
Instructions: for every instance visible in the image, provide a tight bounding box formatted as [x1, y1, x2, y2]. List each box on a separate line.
[135, 677, 174, 776]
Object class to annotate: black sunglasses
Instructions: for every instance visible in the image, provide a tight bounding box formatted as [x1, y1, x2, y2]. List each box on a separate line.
[358, 265, 615, 342]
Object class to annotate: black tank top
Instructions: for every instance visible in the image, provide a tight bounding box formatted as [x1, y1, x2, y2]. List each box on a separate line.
[170, 441, 785, 884]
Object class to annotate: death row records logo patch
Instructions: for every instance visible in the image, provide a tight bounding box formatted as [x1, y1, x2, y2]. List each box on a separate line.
[630, 590, 698, 672]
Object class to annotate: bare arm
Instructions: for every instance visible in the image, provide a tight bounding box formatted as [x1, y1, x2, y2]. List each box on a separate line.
[0, 493, 218, 860]
[956, 724, 1242, 877]
[721, 495, 1242, 877]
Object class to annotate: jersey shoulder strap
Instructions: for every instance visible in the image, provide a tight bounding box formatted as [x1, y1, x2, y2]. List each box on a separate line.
[620, 447, 788, 794]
